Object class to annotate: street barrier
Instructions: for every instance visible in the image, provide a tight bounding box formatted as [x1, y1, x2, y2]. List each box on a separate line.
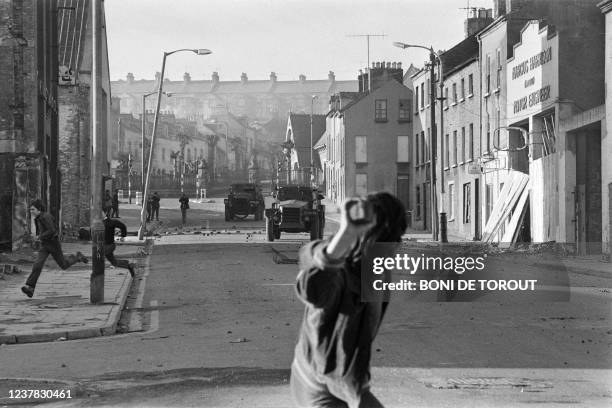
[135, 191, 142, 205]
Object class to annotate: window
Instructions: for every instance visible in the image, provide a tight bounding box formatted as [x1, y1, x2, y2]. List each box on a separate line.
[453, 130, 458, 165]
[461, 127, 466, 163]
[496, 49, 502, 89]
[397, 136, 409, 162]
[128, 141, 132, 155]
[375, 99, 387, 121]
[486, 54, 491, 94]
[463, 183, 471, 223]
[452, 83, 457, 103]
[496, 109, 501, 149]
[485, 183, 493, 221]
[162, 148, 166, 162]
[444, 87, 449, 108]
[355, 174, 367, 195]
[448, 183, 455, 220]
[415, 85, 419, 113]
[445, 134, 450, 168]
[460, 78, 465, 100]
[415, 133, 420, 164]
[425, 128, 430, 162]
[486, 119, 491, 153]
[399, 99, 411, 121]
[355, 136, 367, 163]
[187, 148, 191, 162]
[416, 186, 421, 218]
[420, 85, 424, 109]
[468, 74, 474, 95]
[426, 78, 430, 105]
[420, 132, 425, 164]
[468, 123, 474, 160]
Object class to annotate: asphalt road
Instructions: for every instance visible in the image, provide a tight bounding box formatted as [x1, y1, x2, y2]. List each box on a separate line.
[0, 197, 610, 407]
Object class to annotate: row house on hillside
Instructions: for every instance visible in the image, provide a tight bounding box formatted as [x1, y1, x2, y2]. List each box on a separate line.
[323, 64, 413, 211]
[110, 71, 358, 154]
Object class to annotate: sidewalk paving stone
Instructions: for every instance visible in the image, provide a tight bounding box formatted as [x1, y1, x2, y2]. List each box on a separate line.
[0, 240, 146, 345]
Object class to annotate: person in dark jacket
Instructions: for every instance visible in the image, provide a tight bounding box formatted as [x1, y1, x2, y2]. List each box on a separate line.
[103, 190, 113, 218]
[179, 193, 189, 226]
[111, 189, 120, 218]
[151, 192, 161, 221]
[103, 215, 135, 277]
[21, 200, 88, 298]
[290, 192, 407, 408]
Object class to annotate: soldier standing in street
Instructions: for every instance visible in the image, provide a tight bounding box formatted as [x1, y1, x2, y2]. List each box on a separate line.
[111, 189, 120, 218]
[151, 191, 161, 221]
[103, 215, 135, 277]
[179, 192, 189, 226]
[21, 200, 88, 298]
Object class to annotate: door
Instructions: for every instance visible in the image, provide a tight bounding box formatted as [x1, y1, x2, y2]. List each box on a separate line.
[397, 175, 410, 213]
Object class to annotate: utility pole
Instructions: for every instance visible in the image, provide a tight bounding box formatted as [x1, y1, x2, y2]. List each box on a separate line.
[90, 0, 105, 304]
[347, 33, 387, 92]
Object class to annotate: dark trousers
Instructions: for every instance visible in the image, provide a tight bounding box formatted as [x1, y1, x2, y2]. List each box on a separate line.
[104, 243, 130, 269]
[290, 361, 384, 408]
[181, 208, 187, 225]
[111, 205, 119, 218]
[26, 240, 79, 288]
[152, 206, 159, 221]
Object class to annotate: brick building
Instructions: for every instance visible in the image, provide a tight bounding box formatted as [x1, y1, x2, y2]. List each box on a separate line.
[0, 0, 59, 251]
[57, 0, 112, 231]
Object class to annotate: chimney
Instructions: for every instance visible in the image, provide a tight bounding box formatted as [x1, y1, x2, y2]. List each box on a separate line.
[241, 72, 248, 84]
[155, 71, 161, 85]
[493, 0, 507, 18]
[183, 72, 191, 83]
[465, 8, 494, 37]
[299, 74, 306, 83]
[328, 71, 335, 82]
[212, 71, 219, 85]
[386, 62, 391, 69]
[126, 72, 134, 84]
[269, 72, 277, 82]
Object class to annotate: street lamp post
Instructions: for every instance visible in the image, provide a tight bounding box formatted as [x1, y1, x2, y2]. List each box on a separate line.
[141, 90, 171, 194]
[310, 95, 318, 184]
[393, 41, 446, 242]
[138, 48, 211, 240]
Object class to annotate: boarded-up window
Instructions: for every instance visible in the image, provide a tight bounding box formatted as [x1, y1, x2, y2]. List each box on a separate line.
[397, 136, 409, 162]
[356, 174, 368, 196]
[355, 136, 367, 163]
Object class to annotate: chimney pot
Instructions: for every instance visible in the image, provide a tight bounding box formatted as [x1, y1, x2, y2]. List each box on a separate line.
[299, 74, 306, 83]
[183, 72, 191, 83]
[386, 62, 391, 68]
[241, 72, 248, 84]
[126, 73, 134, 83]
[270, 72, 277, 82]
[328, 70, 335, 81]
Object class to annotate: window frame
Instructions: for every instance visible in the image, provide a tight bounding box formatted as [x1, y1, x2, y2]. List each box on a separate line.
[375, 99, 388, 122]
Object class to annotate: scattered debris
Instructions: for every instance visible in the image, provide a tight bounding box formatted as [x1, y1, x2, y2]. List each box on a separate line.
[229, 337, 250, 343]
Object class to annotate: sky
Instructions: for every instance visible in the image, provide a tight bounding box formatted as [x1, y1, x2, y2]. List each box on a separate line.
[105, 0, 493, 82]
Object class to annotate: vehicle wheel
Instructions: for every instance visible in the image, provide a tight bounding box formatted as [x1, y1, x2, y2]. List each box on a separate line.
[266, 217, 275, 242]
[310, 216, 320, 241]
[274, 226, 280, 239]
[224, 206, 231, 222]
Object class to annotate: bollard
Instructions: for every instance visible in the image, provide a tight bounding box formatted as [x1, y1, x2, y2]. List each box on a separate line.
[90, 220, 105, 304]
[439, 212, 448, 243]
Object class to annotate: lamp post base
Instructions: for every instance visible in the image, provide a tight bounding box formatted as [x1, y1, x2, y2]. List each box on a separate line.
[439, 212, 448, 243]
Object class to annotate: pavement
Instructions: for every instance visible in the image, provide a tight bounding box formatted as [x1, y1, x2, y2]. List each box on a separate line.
[0, 196, 609, 346]
[0, 237, 147, 345]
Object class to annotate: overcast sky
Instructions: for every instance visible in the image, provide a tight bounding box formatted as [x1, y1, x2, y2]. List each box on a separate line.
[105, 0, 492, 82]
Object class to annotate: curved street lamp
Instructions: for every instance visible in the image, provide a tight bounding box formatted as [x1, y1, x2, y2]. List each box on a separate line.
[393, 41, 445, 242]
[138, 48, 212, 240]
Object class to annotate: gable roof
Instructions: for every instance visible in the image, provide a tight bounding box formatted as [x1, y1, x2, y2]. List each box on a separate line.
[287, 113, 326, 168]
